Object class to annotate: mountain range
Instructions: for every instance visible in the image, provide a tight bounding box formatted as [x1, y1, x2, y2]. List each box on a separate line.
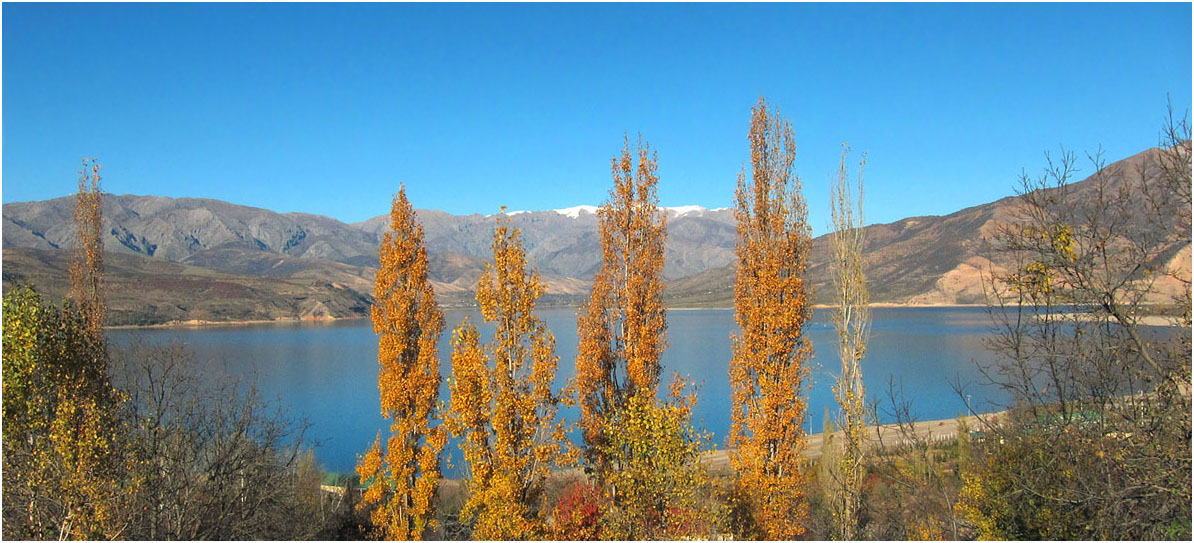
[3, 146, 1188, 325]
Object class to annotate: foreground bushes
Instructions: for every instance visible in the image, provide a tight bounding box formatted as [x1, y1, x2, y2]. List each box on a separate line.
[2, 286, 361, 540]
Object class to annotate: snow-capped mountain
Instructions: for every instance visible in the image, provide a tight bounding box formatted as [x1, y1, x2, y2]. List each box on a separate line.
[544, 204, 730, 219]
[552, 205, 600, 218]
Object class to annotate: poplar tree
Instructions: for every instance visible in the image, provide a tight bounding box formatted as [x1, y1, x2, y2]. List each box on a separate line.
[446, 212, 571, 539]
[575, 135, 668, 475]
[829, 145, 871, 540]
[728, 99, 814, 539]
[69, 157, 106, 337]
[356, 186, 446, 540]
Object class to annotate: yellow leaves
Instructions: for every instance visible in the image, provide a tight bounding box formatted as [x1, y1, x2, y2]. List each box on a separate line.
[1004, 259, 1059, 303]
[599, 388, 722, 540]
[3, 284, 125, 540]
[1, 158, 124, 538]
[446, 214, 571, 540]
[358, 186, 445, 540]
[956, 471, 1006, 540]
[1003, 223, 1076, 302]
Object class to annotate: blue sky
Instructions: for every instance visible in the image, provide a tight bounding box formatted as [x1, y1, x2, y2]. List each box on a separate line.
[3, 3, 1190, 234]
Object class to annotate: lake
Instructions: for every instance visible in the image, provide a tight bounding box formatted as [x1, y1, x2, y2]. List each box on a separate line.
[108, 307, 1008, 476]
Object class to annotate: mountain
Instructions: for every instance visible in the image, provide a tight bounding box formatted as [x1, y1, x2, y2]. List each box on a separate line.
[3, 194, 736, 280]
[667, 145, 1191, 307]
[354, 205, 736, 280]
[2, 196, 737, 323]
[4, 144, 1186, 325]
[3, 194, 381, 263]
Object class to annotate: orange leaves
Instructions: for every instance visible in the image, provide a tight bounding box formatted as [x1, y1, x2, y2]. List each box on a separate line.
[728, 98, 813, 539]
[446, 213, 572, 540]
[357, 186, 445, 540]
[570, 135, 728, 538]
[448, 323, 492, 437]
[576, 135, 668, 472]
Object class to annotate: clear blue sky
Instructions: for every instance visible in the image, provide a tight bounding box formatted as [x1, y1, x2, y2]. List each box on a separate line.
[3, 3, 1190, 234]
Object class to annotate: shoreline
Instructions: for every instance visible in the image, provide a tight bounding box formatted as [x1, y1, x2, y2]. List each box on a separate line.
[105, 302, 1185, 330]
[105, 303, 990, 329]
[643, 303, 990, 311]
[426, 409, 1010, 486]
[105, 314, 369, 330]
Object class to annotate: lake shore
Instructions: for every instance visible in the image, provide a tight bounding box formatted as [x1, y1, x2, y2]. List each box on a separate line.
[1048, 312, 1180, 327]
[108, 303, 992, 328]
[105, 314, 369, 330]
[114, 302, 1188, 329]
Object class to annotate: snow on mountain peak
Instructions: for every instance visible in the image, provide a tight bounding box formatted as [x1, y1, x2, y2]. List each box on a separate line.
[553, 205, 599, 218]
[664, 205, 707, 217]
[547, 205, 722, 219]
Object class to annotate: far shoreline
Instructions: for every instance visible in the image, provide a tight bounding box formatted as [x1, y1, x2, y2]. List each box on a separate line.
[107, 302, 1187, 330]
[104, 303, 995, 330]
[105, 314, 370, 330]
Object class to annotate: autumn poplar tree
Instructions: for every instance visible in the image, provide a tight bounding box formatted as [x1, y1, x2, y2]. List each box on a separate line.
[728, 99, 814, 539]
[70, 157, 106, 337]
[356, 186, 446, 540]
[446, 212, 571, 539]
[828, 145, 871, 540]
[575, 136, 668, 475]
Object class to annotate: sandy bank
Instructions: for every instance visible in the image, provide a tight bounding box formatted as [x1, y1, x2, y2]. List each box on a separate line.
[541, 410, 1006, 481]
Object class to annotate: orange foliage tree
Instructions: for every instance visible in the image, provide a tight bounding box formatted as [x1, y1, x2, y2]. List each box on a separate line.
[356, 186, 447, 540]
[446, 212, 571, 539]
[575, 135, 668, 474]
[728, 99, 814, 539]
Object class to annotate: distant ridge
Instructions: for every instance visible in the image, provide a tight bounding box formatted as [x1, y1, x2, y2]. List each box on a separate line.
[4, 145, 1186, 324]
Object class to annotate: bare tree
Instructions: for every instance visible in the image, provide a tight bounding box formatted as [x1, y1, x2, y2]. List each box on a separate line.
[958, 110, 1192, 539]
[111, 338, 325, 540]
[827, 144, 871, 540]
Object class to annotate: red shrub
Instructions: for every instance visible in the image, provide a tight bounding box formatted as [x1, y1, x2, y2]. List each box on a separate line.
[553, 481, 603, 540]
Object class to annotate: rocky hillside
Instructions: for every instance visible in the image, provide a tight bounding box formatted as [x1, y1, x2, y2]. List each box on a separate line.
[2, 247, 373, 326]
[668, 145, 1191, 307]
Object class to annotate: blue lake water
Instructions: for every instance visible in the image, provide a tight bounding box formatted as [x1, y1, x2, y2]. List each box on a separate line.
[108, 307, 1008, 476]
